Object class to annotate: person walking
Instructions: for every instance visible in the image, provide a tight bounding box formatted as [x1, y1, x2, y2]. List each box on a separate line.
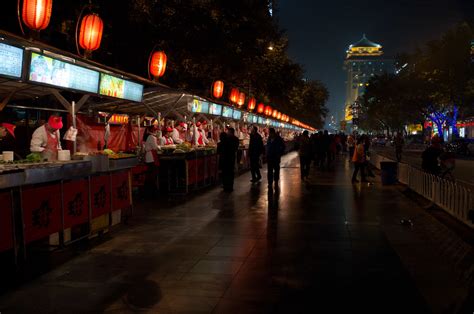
[298, 130, 312, 180]
[218, 128, 239, 192]
[347, 134, 355, 160]
[249, 126, 264, 183]
[266, 128, 285, 190]
[394, 132, 404, 162]
[352, 136, 368, 183]
[143, 125, 160, 197]
[421, 135, 443, 175]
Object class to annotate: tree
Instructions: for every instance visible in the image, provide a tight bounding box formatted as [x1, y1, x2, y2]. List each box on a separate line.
[359, 22, 474, 138]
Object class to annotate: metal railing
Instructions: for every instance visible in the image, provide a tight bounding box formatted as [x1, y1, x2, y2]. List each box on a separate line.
[370, 153, 474, 229]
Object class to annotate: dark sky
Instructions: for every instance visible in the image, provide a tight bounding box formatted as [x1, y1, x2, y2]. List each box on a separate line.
[277, 0, 471, 126]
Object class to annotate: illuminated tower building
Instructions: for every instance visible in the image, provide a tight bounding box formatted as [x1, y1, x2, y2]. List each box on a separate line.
[343, 35, 393, 127]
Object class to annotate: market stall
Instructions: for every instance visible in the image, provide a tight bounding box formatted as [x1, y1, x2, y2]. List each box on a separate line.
[0, 30, 155, 260]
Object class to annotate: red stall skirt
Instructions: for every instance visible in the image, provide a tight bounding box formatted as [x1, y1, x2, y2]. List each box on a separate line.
[0, 191, 14, 252]
[22, 183, 62, 244]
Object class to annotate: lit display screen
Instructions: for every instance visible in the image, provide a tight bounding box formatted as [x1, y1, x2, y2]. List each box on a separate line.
[209, 103, 222, 116]
[232, 110, 242, 120]
[0, 43, 23, 78]
[189, 99, 210, 113]
[222, 106, 233, 118]
[99, 73, 144, 102]
[247, 114, 254, 123]
[29, 52, 99, 93]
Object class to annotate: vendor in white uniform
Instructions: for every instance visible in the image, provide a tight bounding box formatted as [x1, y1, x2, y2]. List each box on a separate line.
[160, 127, 175, 146]
[171, 122, 185, 144]
[194, 121, 209, 146]
[30, 115, 63, 161]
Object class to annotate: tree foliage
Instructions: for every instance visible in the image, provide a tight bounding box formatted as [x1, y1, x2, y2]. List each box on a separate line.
[0, 0, 328, 128]
[359, 22, 474, 135]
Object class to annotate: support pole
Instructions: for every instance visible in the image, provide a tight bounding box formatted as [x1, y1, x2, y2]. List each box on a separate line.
[72, 101, 77, 154]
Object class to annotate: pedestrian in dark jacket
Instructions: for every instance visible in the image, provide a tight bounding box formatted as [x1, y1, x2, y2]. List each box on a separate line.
[249, 126, 264, 182]
[298, 130, 312, 180]
[422, 136, 443, 175]
[218, 128, 239, 192]
[266, 128, 285, 189]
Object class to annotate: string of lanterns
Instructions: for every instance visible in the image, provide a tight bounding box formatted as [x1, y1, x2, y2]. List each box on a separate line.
[18, 0, 314, 131]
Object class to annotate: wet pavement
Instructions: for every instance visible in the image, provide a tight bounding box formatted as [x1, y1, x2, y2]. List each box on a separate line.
[0, 153, 472, 313]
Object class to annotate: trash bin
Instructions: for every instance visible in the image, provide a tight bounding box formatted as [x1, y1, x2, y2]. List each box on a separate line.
[380, 161, 398, 185]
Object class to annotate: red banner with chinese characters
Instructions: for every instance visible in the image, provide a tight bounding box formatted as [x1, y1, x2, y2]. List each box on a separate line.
[131, 164, 148, 187]
[196, 158, 205, 182]
[63, 179, 90, 228]
[0, 191, 14, 252]
[91, 175, 111, 218]
[187, 159, 197, 185]
[111, 171, 131, 211]
[22, 184, 62, 244]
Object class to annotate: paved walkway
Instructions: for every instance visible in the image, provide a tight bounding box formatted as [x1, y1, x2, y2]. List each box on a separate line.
[0, 153, 472, 313]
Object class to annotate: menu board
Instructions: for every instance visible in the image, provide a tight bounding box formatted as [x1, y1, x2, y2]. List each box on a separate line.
[99, 73, 144, 102]
[209, 103, 222, 116]
[246, 114, 254, 123]
[258, 117, 264, 125]
[189, 99, 210, 113]
[232, 110, 242, 120]
[29, 53, 100, 93]
[222, 106, 233, 118]
[0, 43, 23, 78]
[252, 115, 258, 124]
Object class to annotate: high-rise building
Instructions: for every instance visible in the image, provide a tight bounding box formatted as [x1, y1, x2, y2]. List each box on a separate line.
[343, 35, 393, 127]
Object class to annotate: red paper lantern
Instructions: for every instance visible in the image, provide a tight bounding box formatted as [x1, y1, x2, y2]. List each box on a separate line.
[150, 51, 167, 78]
[212, 80, 224, 99]
[277, 112, 282, 120]
[22, 0, 52, 31]
[79, 13, 104, 52]
[272, 110, 278, 118]
[237, 92, 246, 107]
[247, 97, 256, 111]
[229, 88, 239, 103]
[264, 105, 272, 116]
[257, 103, 265, 114]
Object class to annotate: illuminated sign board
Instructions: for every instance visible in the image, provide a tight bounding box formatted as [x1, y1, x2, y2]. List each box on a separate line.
[252, 115, 258, 124]
[189, 99, 210, 113]
[246, 114, 254, 123]
[232, 110, 242, 120]
[29, 52, 100, 93]
[222, 106, 233, 118]
[209, 103, 222, 116]
[258, 117, 264, 125]
[0, 43, 23, 78]
[99, 73, 143, 102]
[108, 114, 129, 125]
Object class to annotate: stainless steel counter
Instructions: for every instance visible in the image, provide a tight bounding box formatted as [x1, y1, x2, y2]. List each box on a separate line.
[0, 160, 92, 189]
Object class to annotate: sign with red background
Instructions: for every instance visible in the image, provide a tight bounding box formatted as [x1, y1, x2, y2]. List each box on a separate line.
[63, 179, 90, 228]
[111, 171, 131, 211]
[0, 191, 13, 252]
[90, 175, 111, 218]
[22, 184, 62, 244]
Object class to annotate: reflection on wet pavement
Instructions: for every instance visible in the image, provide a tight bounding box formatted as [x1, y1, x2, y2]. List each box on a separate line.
[0, 152, 444, 313]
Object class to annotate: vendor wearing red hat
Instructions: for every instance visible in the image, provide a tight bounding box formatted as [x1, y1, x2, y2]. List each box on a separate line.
[30, 115, 63, 161]
[0, 122, 17, 153]
[160, 126, 175, 146]
[171, 122, 185, 144]
[194, 121, 209, 146]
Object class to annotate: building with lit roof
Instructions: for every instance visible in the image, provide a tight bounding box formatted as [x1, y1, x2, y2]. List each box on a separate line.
[343, 35, 394, 127]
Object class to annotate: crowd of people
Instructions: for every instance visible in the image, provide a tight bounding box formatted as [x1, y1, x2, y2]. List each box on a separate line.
[293, 131, 375, 183]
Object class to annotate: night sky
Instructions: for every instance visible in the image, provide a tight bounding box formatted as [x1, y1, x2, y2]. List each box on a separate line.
[277, 0, 471, 127]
